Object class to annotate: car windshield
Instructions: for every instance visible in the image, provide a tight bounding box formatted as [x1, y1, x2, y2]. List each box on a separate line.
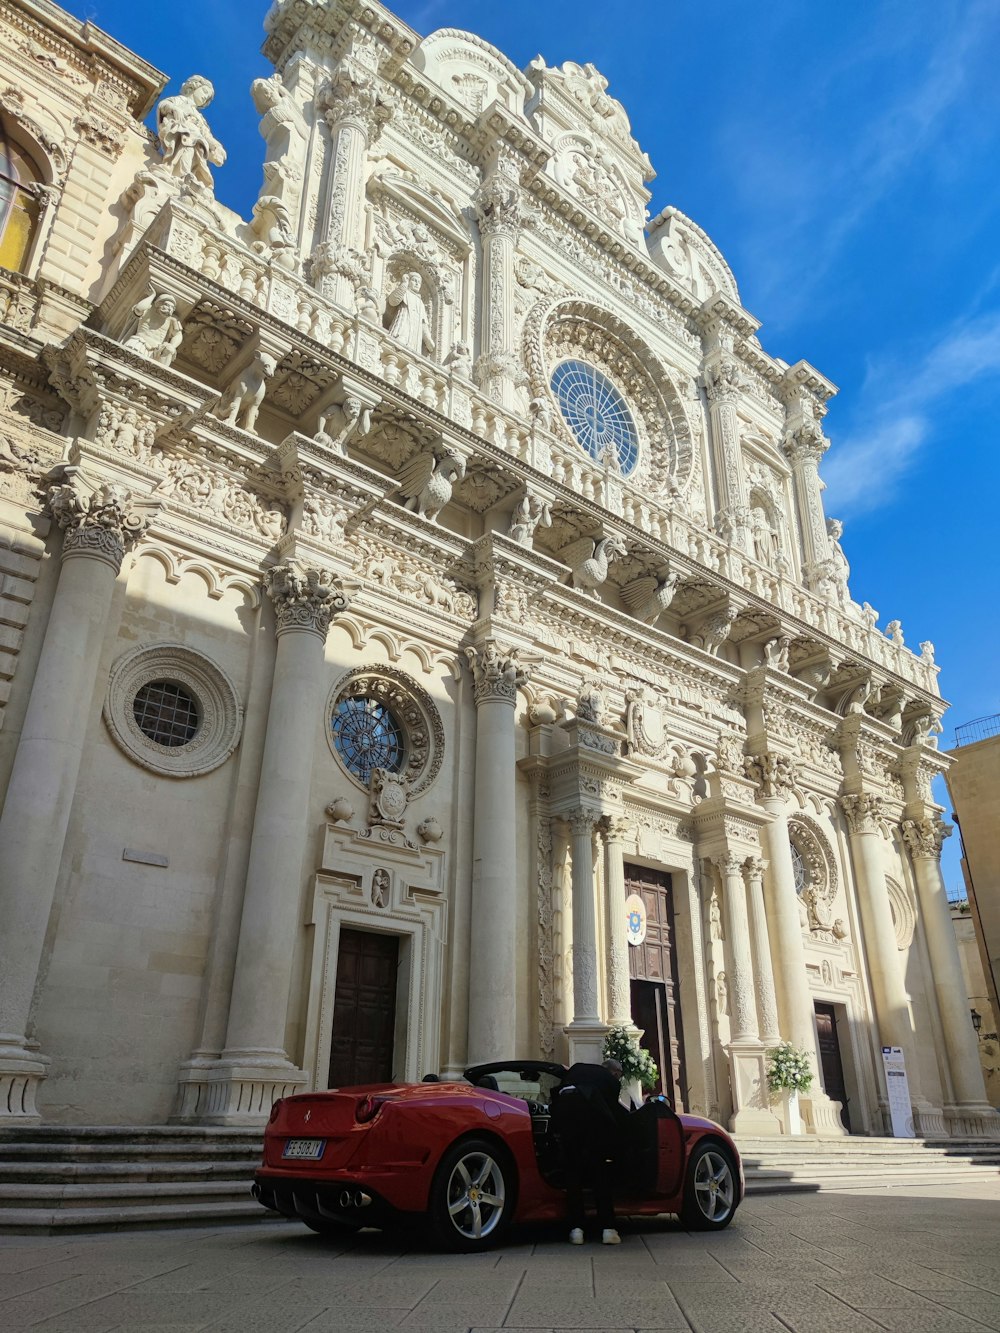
[474, 1066, 564, 1107]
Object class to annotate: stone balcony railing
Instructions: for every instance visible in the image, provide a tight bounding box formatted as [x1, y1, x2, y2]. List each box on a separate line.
[130, 200, 938, 699]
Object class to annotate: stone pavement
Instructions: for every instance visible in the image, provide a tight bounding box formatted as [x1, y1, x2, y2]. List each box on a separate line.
[1, 1179, 999, 1333]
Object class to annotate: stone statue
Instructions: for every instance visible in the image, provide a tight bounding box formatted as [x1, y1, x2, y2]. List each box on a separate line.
[385, 271, 434, 355]
[559, 533, 628, 598]
[886, 619, 905, 647]
[709, 890, 723, 941]
[213, 351, 277, 433]
[507, 492, 552, 547]
[396, 448, 466, 523]
[123, 290, 184, 367]
[716, 971, 728, 1017]
[919, 641, 936, 666]
[860, 602, 879, 630]
[315, 396, 373, 455]
[826, 518, 850, 606]
[444, 341, 472, 378]
[764, 635, 791, 672]
[155, 76, 226, 192]
[251, 73, 306, 205]
[576, 680, 606, 725]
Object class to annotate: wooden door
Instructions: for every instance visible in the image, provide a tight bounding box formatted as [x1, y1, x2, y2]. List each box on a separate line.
[625, 865, 688, 1111]
[814, 1001, 851, 1133]
[329, 929, 399, 1087]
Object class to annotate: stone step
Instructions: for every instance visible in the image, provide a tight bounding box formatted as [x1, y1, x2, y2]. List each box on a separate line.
[0, 1159, 258, 1183]
[0, 1179, 253, 1207]
[0, 1199, 267, 1234]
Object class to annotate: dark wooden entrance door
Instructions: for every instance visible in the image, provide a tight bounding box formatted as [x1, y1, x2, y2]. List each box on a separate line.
[625, 864, 687, 1111]
[329, 928, 399, 1088]
[814, 1001, 851, 1133]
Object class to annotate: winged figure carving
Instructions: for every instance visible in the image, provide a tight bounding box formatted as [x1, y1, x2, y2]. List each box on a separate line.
[559, 533, 627, 598]
[396, 448, 466, 523]
[621, 567, 680, 623]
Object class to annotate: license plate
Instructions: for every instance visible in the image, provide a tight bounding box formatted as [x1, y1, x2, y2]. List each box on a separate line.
[283, 1138, 326, 1160]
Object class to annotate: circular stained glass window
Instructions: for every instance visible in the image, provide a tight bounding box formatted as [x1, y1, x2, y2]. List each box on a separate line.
[331, 696, 405, 785]
[550, 359, 639, 477]
[132, 681, 200, 748]
[791, 842, 807, 896]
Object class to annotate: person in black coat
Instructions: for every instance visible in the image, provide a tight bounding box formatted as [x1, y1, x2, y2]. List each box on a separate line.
[551, 1058, 631, 1244]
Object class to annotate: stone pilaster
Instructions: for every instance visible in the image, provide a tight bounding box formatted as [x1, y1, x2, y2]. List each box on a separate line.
[0, 471, 157, 1120]
[743, 856, 781, 1046]
[602, 816, 633, 1028]
[702, 352, 750, 551]
[565, 809, 605, 1063]
[473, 153, 528, 407]
[312, 49, 394, 307]
[901, 815, 999, 1134]
[780, 373, 832, 592]
[177, 563, 350, 1123]
[464, 640, 527, 1065]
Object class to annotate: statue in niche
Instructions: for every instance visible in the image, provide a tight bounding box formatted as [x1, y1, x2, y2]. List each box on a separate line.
[123, 290, 184, 367]
[371, 868, 390, 909]
[826, 518, 850, 606]
[751, 506, 778, 567]
[716, 971, 728, 1017]
[709, 889, 724, 941]
[507, 492, 552, 548]
[155, 76, 226, 192]
[384, 271, 434, 355]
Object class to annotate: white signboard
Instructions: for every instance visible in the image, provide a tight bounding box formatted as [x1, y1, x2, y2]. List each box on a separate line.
[625, 893, 647, 946]
[881, 1046, 914, 1138]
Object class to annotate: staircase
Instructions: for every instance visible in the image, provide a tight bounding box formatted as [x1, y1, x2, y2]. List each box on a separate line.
[738, 1134, 1000, 1195]
[0, 1126, 265, 1232]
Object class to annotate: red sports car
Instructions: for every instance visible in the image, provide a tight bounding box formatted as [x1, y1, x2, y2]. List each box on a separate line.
[252, 1060, 743, 1251]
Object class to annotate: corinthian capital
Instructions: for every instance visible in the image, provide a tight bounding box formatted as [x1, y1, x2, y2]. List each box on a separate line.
[782, 420, 829, 468]
[47, 474, 158, 572]
[464, 639, 528, 706]
[264, 562, 350, 639]
[600, 814, 632, 844]
[900, 816, 952, 862]
[712, 851, 746, 879]
[702, 355, 744, 405]
[839, 792, 884, 836]
[319, 56, 395, 141]
[473, 161, 526, 238]
[745, 751, 796, 801]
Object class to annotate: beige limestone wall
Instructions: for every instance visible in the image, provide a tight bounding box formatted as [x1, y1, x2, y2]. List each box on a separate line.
[952, 907, 1000, 1109]
[947, 736, 1000, 1032]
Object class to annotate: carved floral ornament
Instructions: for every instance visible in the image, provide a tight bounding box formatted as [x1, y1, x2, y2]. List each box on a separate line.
[521, 297, 695, 497]
[326, 666, 444, 796]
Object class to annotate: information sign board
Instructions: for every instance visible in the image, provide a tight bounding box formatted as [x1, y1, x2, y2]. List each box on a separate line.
[881, 1046, 914, 1138]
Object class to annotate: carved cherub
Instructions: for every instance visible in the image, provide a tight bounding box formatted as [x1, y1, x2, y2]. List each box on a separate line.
[886, 619, 905, 647]
[124, 290, 184, 367]
[213, 351, 277, 432]
[155, 75, 226, 191]
[764, 635, 792, 672]
[396, 447, 466, 522]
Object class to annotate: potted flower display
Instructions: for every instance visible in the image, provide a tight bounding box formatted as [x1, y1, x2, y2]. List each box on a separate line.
[603, 1025, 660, 1108]
[766, 1042, 814, 1135]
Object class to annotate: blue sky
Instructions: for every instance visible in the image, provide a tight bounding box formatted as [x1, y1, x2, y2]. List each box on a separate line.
[70, 0, 1000, 890]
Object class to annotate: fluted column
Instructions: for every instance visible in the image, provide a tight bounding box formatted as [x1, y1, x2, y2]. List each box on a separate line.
[715, 853, 758, 1042]
[220, 566, 349, 1078]
[0, 473, 157, 1118]
[464, 640, 526, 1065]
[568, 811, 601, 1029]
[312, 52, 394, 307]
[473, 153, 526, 408]
[902, 816, 997, 1124]
[744, 856, 781, 1045]
[702, 351, 750, 550]
[780, 375, 832, 591]
[602, 816, 632, 1027]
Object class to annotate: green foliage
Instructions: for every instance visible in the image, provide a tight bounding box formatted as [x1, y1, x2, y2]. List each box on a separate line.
[602, 1025, 660, 1091]
[766, 1042, 814, 1095]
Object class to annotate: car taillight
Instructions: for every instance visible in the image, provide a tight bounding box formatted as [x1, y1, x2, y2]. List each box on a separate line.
[355, 1095, 386, 1124]
[268, 1099, 283, 1124]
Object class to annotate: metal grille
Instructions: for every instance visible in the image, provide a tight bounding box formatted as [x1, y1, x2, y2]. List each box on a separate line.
[331, 696, 404, 784]
[551, 359, 639, 477]
[790, 842, 807, 895]
[954, 714, 1000, 747]
[132, 681, 199, 747]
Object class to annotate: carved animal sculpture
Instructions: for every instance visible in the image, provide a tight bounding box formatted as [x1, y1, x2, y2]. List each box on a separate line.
[214, 352, 277, 433]
[621, 567, 680, 623]
[396, 449, 466, 523]
[560, 534, 627, 598]
[688, 605, 738, 656]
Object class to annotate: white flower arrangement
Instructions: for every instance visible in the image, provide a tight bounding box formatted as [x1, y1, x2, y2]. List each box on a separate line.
[766, 1042, 814, 1095]
[603, 1025, 660, 1091]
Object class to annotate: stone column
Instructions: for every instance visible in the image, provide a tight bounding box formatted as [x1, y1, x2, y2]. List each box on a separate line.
[312, 51, 394, 308]
[902, 816, 997, 1127]
[702, 350, 750, 550]
[747, 752, 846, 1135]
[473, 153, 526, 408]
[744, 856, 781, 1045]
[0, 474, 156, 1119]
[464, 640, 526, 1065]
[780, 378, 832, 591]
[715, 854, 758, 1042]
[565, 810, 605, 1061]
[602, 816, 632, 1027]
[208, 565, 349, 1117]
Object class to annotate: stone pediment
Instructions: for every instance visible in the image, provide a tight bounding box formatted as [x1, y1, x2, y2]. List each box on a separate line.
[413, 28, 532, 116]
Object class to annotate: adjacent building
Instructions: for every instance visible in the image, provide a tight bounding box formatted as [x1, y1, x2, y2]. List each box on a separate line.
[0, 0, 995, 1140]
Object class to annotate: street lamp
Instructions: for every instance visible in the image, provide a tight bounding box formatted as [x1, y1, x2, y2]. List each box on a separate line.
[971, 1008, 982, 1034]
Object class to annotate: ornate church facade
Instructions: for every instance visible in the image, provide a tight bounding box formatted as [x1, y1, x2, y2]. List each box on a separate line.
[0, 0, 994, 1139]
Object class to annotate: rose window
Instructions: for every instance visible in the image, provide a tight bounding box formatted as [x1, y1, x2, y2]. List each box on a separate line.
[331, 696, 405, 785]
[791, 842, 807, 895]
[550, 359, 639, 476]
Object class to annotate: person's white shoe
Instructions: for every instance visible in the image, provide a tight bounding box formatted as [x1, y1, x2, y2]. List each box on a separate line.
[569, 1227, 584, 1245]
[602, 1228, 621, 1245]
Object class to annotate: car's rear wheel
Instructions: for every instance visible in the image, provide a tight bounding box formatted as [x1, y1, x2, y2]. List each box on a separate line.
[680, 1142, 738, 1230]
[429, 1137, 515, 1252]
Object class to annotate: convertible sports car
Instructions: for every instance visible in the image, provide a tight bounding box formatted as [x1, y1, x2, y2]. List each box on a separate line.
[252, 1060, 744, 1250]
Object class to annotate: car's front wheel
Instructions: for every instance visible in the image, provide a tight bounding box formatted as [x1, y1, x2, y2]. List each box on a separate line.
[680, 1141, 738, 1230]
[429, 1137, 515, 1252]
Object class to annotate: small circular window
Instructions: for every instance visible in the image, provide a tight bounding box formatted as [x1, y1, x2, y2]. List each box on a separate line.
[105, 645, 243, 777]
[551, 359, 639, 476]
[331, 696, 404, 784]
[133, 681, 200, 747]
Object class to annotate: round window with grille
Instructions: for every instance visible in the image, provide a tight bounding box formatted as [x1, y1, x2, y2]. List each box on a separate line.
[326, 668, 444, 794]
[331, 696, 405, 785]
[550, 359, 639, 476]
[132, 681, 200, 747]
